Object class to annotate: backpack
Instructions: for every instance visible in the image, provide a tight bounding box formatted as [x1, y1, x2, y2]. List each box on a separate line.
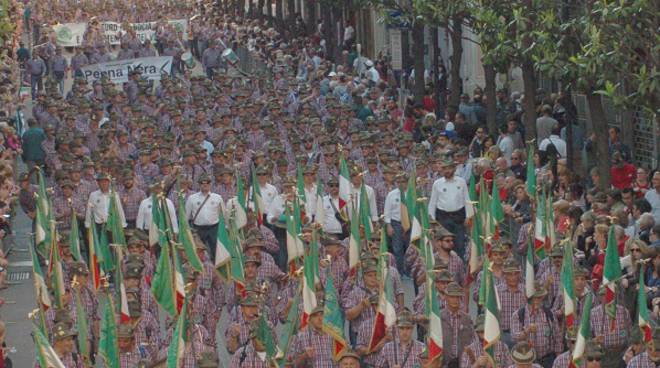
[544, 137, 560, 160]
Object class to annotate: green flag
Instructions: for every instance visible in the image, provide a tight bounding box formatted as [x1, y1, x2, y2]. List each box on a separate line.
[256, 308, 279, 362]
[98, 293, 120, 368]
[49, 228, 66, 309]
[73, 284, 90, 365]
[561, 241, 576, 332]
[602, 225, 622, 322]
[177, 192, 204, 272]
[638, 266, 652, 343]
[69, 209, 82, 262]
[151, 230, 177, 317]
[106, 188, 126, 246]
[33, 324, 65, 368]
[571, 293, 592, 367]
[484, 265, 501, 358]
[167, 297, 189, 368]
[278, 284, 301, 367]
[323, 268, 347, 361]
[359, 183, 372, 241]
[526, 146, 536, 196]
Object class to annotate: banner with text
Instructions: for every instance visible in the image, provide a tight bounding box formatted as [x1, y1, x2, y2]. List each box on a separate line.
[130, 19, 189, 42]
[81, 56, 173, 84]
[53, 23, 88, 47]
[100, 22, 123, 45]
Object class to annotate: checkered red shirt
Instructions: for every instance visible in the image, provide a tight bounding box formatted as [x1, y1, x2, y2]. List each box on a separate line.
[256, 251, 286, 282]
[355, 311, 389, 366]
[119, 186, 146, 221]
[412, 251, 465, 286]
[550, 350, 585, 368]
[510, 304, 563, 358]
[460, 338, 512, 368]
[589, 304, 631, 348]
[119, 350, 143, 368]
[159, 323, 209, 368]
[472, 269, 505, 303]
[539, 266, 561, 309]
[376, 338, 425, 368]
[626, 352, 655, 368]
[412, 285, 450, 315]
[496, 282, 527, 331]
[288, 327, 336, 367]
[132, 310, 161, 358]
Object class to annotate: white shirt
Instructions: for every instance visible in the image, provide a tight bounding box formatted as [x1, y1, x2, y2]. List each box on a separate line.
[136, 196, 179, 234]
[251, 183, 278, 212]
[85, 190, 127, 228]
[185, 191, 224, 226]
[454, 162, 473, 182]
[348, 184, 378, 221]
[383, 188, 403, 223]
[366, 67, 380, 83]
[304, 184, 318, 219]
[498, 135, 514, 164]
[267, 193, 312, 224]
[428, 176, 474, 220]
[322, 195, 343, 234]
[539, 134, 567, 158]
[644, 189, 660, 225]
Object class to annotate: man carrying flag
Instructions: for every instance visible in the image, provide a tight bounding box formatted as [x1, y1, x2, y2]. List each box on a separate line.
[85, 173, 127, 233]
[589, 286, 631, 368]
[441, 282, 476, 367]
[375, 310, 425, 367]
[34, 322, 75, 368]
[460, 314, 513, 368]
[289, 305, 335, 366]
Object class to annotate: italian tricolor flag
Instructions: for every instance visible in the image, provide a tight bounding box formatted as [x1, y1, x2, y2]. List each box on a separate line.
[368, 263, 396, 352]
[251, 169, 265, 226]
[525, 238, 536, 300]
[571, 293, 592, 368]
[314, 177, 325, 226]
[172, 242, 186, 314]
[407, 173, 421, 243]
[285, 203, 304, 274]
[33, 324, 65, 368]
[167, 297, 189, 368]
[534, 188, 547, 258]
[561, 242, 576, 332]
[30, 242, 51, 311]
[214, 212, 233, 280]
[300, 237, 318, 329]
[602, 225, 622, 326]
[235, 174, 248, 229]
[338, 157, 350, 211]
[115, 247, 130, 323]
[637, 266, 652, 343]
[48, 230, 66, 310]
[348, 205, 361, 276]
[484, 265, 501, 360]
[323, 269, 347, 360]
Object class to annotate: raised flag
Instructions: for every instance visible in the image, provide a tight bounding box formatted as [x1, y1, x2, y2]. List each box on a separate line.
[49, 228, 66, 309]
[115, 247, 130, 323]
[296, 163, 307, 220]
[323, 269, 347, 360]
[148, 194, 161, 247]
[545, 191, 556, 249]
[29, 242, 51, 312]
[489, 179, 504, 239]
[87, 213, 103, 291]
[227, 216, 246, 296]
[368, 261, 396, 352]
[285, 204, 304, 274]
[526, 146, 536, 196]
[33, 324, 65, 368]
[73, 280, 90, 364]
[348, 205, 361, 276]
[278, 285, 301, 366]
[561, 241, 576, 333]
[534, 188, 547, 258]
[214, 211, 233, 280]
[426, 272, 443, 363]
[407, 173, 422, 243]
[98, 294, 120, 368]
[602, 225, 622, 324]
[171, 242, 186, 314]
[256, 308, 280, 363]
[167, 297, 188, 368]
[300, 232, 318, 329]
[478, 257, 491, 307]
[106, 188, 126, 246]
[400, 177, 410, 232]
[314, 176, 325, 226]
[151, 231, 177, 317]
[251, 169, 265, 226]
[467, 207, 483, 284]
[338, 157, 350, 210]
[526, 238, 536, 300]
[34, 192, 50, 256]
[638, 266, 652, 343]
[571, 293, 592, 368]
[484, 265, 501, 358]
[69, 208, 82, 261]
[359, 183, 373, 241]
[234, 174, 248, 228]
[177, 193, 204, 273]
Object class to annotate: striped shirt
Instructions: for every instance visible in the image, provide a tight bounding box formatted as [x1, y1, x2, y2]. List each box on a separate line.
[288, 327, 336, 368]
[589, 304, 631, 348]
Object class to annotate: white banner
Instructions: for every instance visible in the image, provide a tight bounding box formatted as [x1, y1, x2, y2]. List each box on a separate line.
[53, 23, 87, 47]
[81, 56, 173, 84]
[130, 19, 189, 42]
[101, 22, 123, 45]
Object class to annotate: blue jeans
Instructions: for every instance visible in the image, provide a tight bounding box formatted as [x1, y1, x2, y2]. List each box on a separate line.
[435, 208, 467, 260]
[388, 220, 408, 275]
[53, 71, 65, 93]
[30, 74, 42, 99]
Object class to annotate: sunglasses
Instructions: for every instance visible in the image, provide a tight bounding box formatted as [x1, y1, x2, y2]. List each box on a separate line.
[328, 183, 338, 187]
[257, 173, 268, 176]
[631, 248, 641, 253]
[587, 358, 601, 362]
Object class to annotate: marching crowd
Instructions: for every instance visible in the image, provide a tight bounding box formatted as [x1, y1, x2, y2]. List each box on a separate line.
[4, 0, 660, 368]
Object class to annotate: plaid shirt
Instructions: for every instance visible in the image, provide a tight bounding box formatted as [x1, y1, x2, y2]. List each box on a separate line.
[229, 343, 272, 368]
[117, 143, 137, 161]
[413, 251, 465, 286]
[442, 309, 475, 360]
[376, 338, 425, 368]
[540, 266, 561, 309]
[73, 180, 96, 202]
[136, 162, 161, 184]
[159, 324, 209, 368]
[53, 194, 86, 225]
[246, 131, 268, 151]
[288, 327, 336, 367]
[119, 186, 146, 221]
[257, 251, 286, 282]
[510, 304, 563, 358]
[372, 180, 390, 215]
[460, 338, 512, 368]
[132, 310, 160, 359]
[626, 352, 655, 368]
[496, 282, 527, 331]
[589, 304, 631, 348]
[213, 182, 236, 201]
[342, 286, 378, 332]
[119, 350, 143, 368]
[473, 269, 505, 303]
[550, 351, 584, 368]
[76, 285, 99, 325]
[413, 285, 450, 315]
[355, 311, 388, 366]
